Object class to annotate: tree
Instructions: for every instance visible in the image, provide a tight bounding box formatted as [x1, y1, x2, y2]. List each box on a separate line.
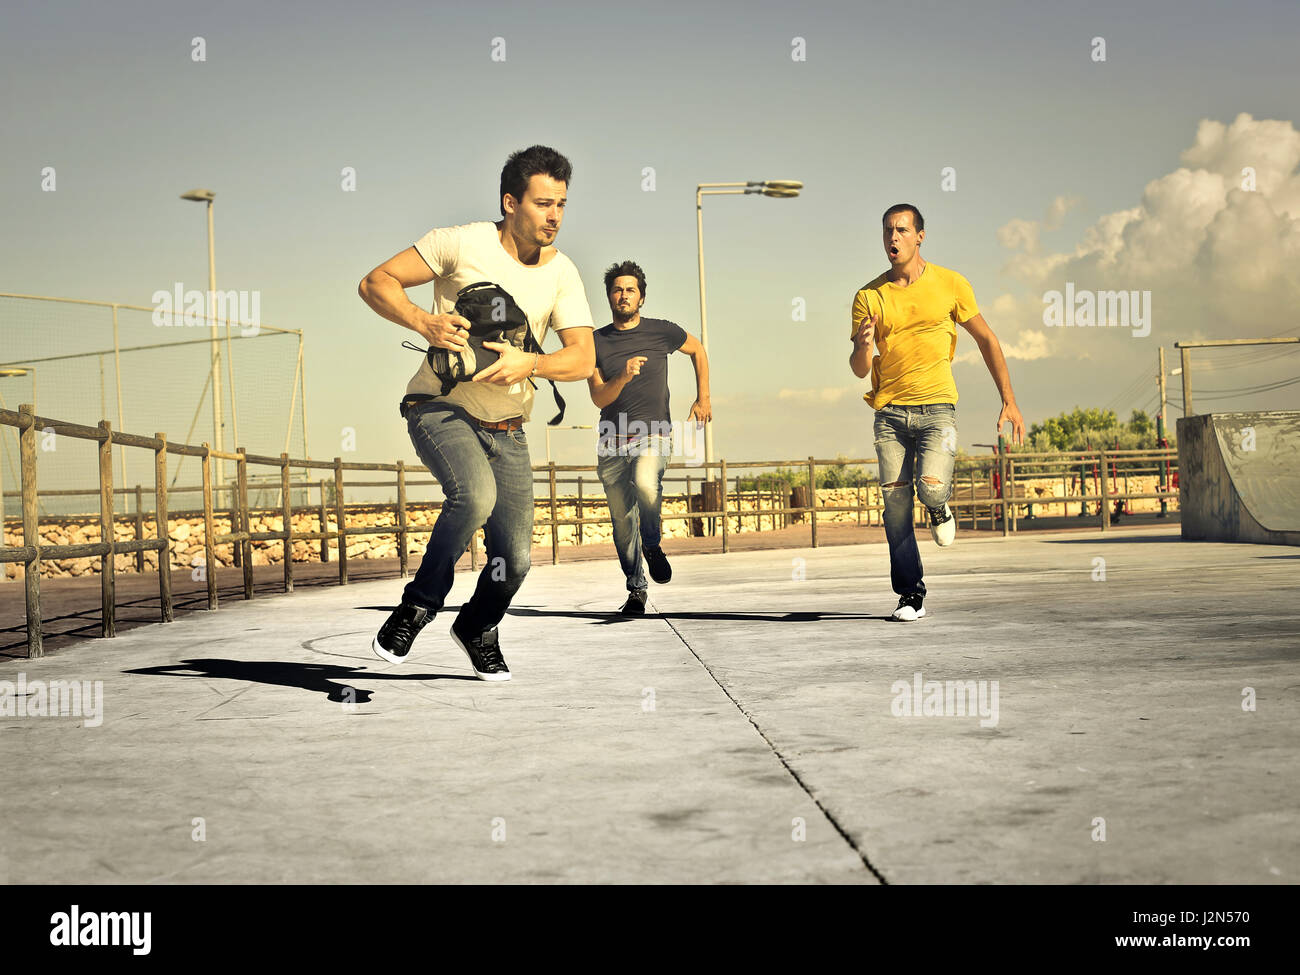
[1023, 406, 1169, 452]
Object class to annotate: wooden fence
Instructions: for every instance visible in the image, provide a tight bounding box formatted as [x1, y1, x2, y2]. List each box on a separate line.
[0, 404, 1179, 658]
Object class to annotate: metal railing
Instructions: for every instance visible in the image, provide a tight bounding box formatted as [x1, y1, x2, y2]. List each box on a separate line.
[0, 404, 1180, 659]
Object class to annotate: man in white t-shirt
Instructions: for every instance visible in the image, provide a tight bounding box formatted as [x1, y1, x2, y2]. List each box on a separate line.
[357, 145, 594, 680]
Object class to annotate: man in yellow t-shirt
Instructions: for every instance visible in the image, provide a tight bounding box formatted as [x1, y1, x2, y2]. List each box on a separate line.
[849, 203, 1025, 621]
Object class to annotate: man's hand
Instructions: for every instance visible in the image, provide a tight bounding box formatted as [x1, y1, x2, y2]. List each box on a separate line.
[623, 356, 647, 380]
[852, 314, 876, 350]
[416, 312, 473, 353]
[688, 398, 712, 424]
[473, 342, 535, 385]
[997, 400, 1026, 445]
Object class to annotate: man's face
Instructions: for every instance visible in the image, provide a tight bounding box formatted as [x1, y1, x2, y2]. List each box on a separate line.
[608, 275, 643, 320]
[505, 174, 567, 247]
[883, 212, 924, 266]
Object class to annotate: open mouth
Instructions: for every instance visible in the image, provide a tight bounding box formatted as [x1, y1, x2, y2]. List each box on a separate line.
[889, 246, 900, 257]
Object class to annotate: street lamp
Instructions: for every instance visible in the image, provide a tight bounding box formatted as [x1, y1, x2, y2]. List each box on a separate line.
[695, 179, 803, 467]
[180, 187, 225, 498]
[0, 366, 35, 411]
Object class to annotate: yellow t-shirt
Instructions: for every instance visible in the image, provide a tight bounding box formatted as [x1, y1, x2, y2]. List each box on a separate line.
[850, 262, 978, 409]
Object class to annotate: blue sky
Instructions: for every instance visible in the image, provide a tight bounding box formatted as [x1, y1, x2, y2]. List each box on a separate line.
[3, 0, 1298, 488]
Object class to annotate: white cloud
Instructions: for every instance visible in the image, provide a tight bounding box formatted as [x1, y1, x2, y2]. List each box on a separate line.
[995, 113, 1300, 347]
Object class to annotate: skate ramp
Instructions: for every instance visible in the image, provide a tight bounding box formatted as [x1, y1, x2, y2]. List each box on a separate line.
[1177, 411, 1300, 545]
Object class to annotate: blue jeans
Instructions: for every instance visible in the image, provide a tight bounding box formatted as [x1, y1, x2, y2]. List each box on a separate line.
[873, 403, 957, 598]
[597, 434, 671, 591]
[402, 400, 533, 632]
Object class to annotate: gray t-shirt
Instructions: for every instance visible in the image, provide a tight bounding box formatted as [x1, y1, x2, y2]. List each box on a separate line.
[405, 222, 593, 422]
[593, 317, 689, 436]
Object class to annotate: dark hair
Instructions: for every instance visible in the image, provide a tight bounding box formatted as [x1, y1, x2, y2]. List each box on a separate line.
[603, 260, 647, 296]
[882, 203, 925, 232]
[500, 145, 572, 217]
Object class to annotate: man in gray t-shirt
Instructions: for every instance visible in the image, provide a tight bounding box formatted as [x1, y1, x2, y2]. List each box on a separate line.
[589, 261, 711, 614]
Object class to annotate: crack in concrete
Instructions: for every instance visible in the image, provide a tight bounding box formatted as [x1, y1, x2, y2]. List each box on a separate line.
[650, 596, 889, 885]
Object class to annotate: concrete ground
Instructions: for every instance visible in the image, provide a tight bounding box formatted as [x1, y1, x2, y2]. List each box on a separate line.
[1, 524, 1296, 884]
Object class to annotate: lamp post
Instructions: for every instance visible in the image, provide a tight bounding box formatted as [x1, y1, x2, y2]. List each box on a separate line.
[695, 179, 802, 468]
[180, 188, 224, 498]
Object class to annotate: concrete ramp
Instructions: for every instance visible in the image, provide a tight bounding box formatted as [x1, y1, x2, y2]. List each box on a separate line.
[1178, 411, 1300, 545]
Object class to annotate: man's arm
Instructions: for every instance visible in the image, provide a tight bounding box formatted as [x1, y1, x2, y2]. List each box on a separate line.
[849, 317, 875, 379]
[475, 325, 596, 386]
[959, 313, 1025, 444]
[587, 357, 645, 408]
[357, 246, 470, 352]
[849, 290, 876, 379]
[677, 333, 712, 422]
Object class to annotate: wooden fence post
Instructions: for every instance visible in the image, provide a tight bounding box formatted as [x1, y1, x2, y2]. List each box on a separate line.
[808, 456, 818, 548]
[98, 420, 116, 637]
[201, 443, 217, 610]
[155, 433, 173, 622]
[719, 459, 729, 554]
[238, 447, 253, 600]
[318, 478, 330, 563]
[19, 404, 42, 657]
[334, 457, 347, 584]
[280, 452, 293, 593]
[548, 461, 559, 566]
[1000, 448, 1010, 537]
[396, 460, 409, 577]
[1099, 449, 1111, 531]
[133, 483, 145, 572]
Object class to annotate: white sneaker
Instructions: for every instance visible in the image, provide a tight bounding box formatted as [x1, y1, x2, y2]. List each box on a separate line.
[928, 503, 956, 546]
[892, 594, 926, 621]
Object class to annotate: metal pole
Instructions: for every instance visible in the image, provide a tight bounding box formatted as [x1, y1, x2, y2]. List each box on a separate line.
[696, 188, 714, 466]
[1180, 346, 1193, 417]
[206, 199, 225, 493]
[283, 335, 303, 456]
[111, 304, 126, 489]
[298, 332, 310, 460]
[1157, 347, 1169, 517]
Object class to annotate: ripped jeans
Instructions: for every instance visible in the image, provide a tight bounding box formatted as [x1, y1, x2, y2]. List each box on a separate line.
[873, 403, 957, 597]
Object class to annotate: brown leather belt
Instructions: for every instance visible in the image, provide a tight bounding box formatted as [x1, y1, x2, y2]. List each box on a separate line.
[399, 395, 523, 431]
[476, 416, 524, 432]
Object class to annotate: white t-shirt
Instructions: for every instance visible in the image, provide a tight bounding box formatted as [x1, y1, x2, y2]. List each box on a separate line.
[404, 221, 593, 422]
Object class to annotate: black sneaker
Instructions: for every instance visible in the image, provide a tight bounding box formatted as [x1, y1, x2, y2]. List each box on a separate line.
[620, 588, 648, 615]
[891, 593, 926, 622]
[645, 546, 672, 584]
[371, 602, 433, 663]
[450, 616, 512, 681]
